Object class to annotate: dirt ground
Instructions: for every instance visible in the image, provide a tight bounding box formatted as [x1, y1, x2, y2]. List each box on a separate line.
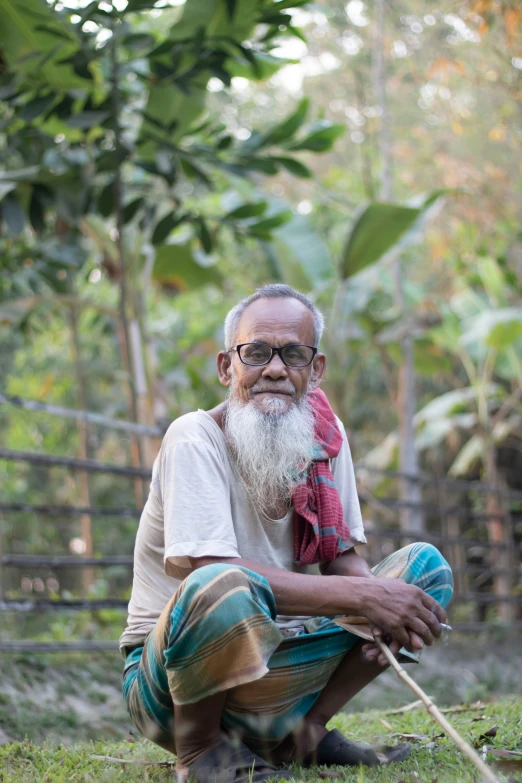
[0, 632, 520, 745]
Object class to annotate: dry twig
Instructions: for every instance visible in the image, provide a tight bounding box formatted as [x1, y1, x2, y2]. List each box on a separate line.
[375, 638, 500, 783]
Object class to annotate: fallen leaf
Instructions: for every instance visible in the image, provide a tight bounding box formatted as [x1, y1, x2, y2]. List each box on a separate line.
[89, 755, 175, 767]
[471, 716, 487, 722]
[319, 771, 342, 779]
[392, 733, 430, 742]
[379, 718, 393, 731]
[481, 726, 498, 739]
[488, 749, 522, 759]
[440, 701, 484, 714]
[383, 699, 423, 715]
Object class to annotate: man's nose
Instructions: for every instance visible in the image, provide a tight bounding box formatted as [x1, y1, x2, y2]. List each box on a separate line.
[261, 352, 288, 379]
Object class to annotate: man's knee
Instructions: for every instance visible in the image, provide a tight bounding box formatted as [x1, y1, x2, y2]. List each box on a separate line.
[407, 542, 454, 607]
[183, 562, 252, 591]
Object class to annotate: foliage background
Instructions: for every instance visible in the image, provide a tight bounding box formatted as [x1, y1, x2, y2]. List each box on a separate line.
[0, 0, 521, 643]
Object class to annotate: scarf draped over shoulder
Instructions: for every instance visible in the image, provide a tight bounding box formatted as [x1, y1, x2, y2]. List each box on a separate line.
[292, 389, 351, 566]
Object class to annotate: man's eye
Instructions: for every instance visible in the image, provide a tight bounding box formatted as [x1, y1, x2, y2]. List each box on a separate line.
[285, 348, 305, 361]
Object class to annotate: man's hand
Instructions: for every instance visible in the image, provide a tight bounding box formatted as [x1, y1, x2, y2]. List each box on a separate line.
[358, 577, 447, 651]
[361, 629, 424, 667]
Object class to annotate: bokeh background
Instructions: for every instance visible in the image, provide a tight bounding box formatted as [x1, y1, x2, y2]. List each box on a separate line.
[0, 0, 521, 747]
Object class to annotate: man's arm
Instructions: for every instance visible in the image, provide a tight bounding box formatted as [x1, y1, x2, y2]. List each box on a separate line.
[183, 555, 446, 649]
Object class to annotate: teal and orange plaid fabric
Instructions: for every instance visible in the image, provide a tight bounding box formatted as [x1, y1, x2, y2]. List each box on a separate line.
[122, 542, 453, 757]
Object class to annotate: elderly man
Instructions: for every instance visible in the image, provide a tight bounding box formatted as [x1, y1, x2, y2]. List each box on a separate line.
[120, 284, 453, 783]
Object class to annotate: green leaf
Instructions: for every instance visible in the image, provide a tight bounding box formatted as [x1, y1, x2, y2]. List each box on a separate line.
[122, 33, 156, 50]
[1, 193, 26, 235]
[66, 111, 111, 129]
[461, 308, 522, 351]
[122, 198, 143, 224]
[0, 182, 17, 202]
[152, 213, 182, 245]
[18, 93, 56, 121]
[98, 182, 114, 218]
[225, 52, 291, 81]
[180, 158, 212, 187]
[341, 199, 438, 280]
[0, 0, 89, 89]
[247, 210, 293, 237]
[272, 156, 312, 178]
[273, 211, 334, 287]
[152, 241, 222, 291]
[197, 217, 213, 253]
[34, 23, 73, 41]
[223, 201, 268, 220]
[255, 98, 309, 148]
[29, 188, 45, 233]
[288, 124, 345, 152]
[0, 166, 41, 183]
[239, 157, 279, 175]
[449, 435, 483, 477]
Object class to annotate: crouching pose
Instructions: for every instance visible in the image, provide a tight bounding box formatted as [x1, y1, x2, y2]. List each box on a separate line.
[120, 284, 453, 783]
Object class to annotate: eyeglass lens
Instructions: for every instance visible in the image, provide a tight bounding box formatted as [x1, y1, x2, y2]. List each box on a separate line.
[240, 343, 314, 367]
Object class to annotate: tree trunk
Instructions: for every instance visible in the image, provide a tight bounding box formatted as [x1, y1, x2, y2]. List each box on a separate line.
[373, 0, 424, 535]
[483, 440, 514, 622]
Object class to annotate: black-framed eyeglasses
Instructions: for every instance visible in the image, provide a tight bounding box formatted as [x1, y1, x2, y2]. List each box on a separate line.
[231, 342, 317, 368]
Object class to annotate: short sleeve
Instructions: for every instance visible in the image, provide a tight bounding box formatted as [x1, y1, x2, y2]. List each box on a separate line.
[160, 441, 240, 572]
[331, 422, 366, 548]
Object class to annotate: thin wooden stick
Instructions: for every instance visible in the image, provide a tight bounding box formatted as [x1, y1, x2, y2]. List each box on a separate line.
[375, 638, 500, 783]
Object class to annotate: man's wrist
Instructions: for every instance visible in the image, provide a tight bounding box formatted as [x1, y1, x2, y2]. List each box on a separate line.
[332, 574, 373, 616]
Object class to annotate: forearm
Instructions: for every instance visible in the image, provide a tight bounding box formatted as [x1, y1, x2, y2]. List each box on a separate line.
[320, 549, 373, 579]
[185, 555, 369, 617]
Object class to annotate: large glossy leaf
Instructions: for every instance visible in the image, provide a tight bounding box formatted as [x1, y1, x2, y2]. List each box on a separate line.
[255, 98, 309, 148]
[287, 123, 344, 152]
[272, 212, 335, 288]
[341, 196, 442, 280]
[461, 308, 522, 351]
[448, 434, 483, 477]
[152, 241, 222, 291]
[225, 52, 292, 81]
[0, 0, 90, 89]
[223, 201, 268, 220]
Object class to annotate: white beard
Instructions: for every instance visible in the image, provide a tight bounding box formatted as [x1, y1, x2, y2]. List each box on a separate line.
[224, 380, 316, 515]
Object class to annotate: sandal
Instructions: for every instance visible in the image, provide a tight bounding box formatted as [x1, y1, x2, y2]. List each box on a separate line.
[304, 728, 411, 768]
[189, 738, 293, 783]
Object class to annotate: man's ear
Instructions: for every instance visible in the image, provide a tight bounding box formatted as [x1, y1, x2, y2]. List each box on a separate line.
[309, 352, 326, 389]
[217, 350, 233, 387]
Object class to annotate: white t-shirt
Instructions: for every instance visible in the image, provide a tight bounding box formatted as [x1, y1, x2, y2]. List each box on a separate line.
[120, 410, 366, 649]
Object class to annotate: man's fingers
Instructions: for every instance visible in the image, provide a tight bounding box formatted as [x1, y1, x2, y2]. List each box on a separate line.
[389, 625, 411, 648]
[407, 617, 434, 646]
[421, 594, 447, 623]
[407, 631, 423, 651]
[418, 607, 442, 638]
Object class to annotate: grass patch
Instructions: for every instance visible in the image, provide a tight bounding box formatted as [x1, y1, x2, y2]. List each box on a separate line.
[1, 698, 521, 783]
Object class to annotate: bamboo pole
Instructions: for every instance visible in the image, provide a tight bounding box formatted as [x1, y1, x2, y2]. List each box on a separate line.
[375, 638, 500, 783]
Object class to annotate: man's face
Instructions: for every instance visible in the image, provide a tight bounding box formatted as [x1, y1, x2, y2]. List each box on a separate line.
[217, 297, 326, 413]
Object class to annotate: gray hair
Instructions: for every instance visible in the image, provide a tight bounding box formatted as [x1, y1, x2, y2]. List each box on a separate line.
[224, 284, 325, 350]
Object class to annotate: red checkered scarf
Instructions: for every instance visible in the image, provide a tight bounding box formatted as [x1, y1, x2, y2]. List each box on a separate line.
[292, 389, 350, 566]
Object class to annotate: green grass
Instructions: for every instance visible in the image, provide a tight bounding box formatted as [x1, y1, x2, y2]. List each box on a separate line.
[1, 698, 521, 783]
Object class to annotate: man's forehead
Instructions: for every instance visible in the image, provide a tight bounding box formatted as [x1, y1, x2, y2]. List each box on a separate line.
[236, 297, 315, 342]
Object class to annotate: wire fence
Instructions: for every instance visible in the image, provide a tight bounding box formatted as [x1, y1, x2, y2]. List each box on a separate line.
[1, 394, 521, 653]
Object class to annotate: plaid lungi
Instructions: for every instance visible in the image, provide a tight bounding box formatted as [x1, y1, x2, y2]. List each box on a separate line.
[123, 542, 453, 755]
